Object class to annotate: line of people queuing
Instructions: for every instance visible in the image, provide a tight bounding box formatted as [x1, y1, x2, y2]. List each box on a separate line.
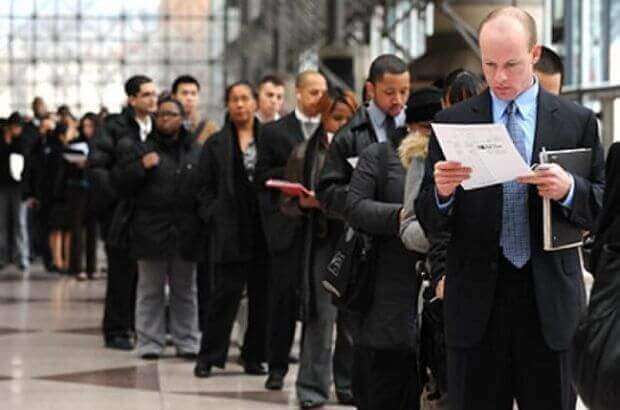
[2, 6, 605, 410]
[0, 100, 102, 280]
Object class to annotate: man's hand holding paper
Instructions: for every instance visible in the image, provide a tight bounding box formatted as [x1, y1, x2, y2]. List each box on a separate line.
[434, 161, 472, 199]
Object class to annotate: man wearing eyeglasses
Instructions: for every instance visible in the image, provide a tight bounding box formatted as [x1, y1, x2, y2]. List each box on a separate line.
[89, 75, 157, 352]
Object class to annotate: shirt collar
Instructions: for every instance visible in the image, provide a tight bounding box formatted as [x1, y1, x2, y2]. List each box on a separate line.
[136, 115, 152, 131]
[295, 108, 320, 124]
[256, 111, 280, 123]
[367, 100, 387, 128]
[367, 99, 406, 128]
[490, 76, 539, 120]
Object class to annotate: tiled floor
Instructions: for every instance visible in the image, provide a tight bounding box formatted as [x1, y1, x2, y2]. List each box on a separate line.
[0, 265, 589, 409]
[0, 265, 350, 410]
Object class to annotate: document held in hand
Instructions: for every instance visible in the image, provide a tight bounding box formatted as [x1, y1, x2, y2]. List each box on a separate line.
[431, 123, 532, 190]
[540, 148, 592, 251]
[265, 179, 311, 197]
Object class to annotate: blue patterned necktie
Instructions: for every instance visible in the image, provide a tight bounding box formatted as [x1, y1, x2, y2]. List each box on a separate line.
[500, 101, 531, 268]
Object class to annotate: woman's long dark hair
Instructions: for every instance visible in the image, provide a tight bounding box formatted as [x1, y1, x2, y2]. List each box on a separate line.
[78, 112, 98, 139]
[444, 70, 484, 106]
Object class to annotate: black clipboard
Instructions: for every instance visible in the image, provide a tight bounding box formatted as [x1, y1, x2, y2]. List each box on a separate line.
[540, 148, 592, 251]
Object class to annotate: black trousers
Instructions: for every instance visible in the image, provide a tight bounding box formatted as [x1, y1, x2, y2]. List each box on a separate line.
[447, 256, 575, 410]
[196, 261, 210, 335]
[353, 346, 420, 410]
[83, 212, 98, 274]
[102, 243, 137, 340]
[199, 258, 268, 367]
[67, 188, 97, 274]
[267, 247, 302, 375]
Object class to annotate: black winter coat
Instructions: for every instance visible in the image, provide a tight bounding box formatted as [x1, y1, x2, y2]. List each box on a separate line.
[197, 120, 267, 264]
[88, 106, 145, 217]
[114, 129, 204, 261]
[0, 134, 26, 188]
[346, 140, 422, 351]
[316, 105, 378, 219]
[22, 133, 64, 207]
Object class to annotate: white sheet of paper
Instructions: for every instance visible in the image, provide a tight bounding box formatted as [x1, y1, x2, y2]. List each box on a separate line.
[68, 141, 89, 156]
[432, 123, 531, 190]
[63, 153, 87, 163]
[9, 153, 24, 182]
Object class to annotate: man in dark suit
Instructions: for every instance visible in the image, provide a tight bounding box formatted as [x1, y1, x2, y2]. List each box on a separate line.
[256, 70, 327, 390]
[415, 7, 604, 410]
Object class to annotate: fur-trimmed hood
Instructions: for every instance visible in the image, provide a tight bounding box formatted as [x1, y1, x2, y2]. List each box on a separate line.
[398, 130, 430, 168]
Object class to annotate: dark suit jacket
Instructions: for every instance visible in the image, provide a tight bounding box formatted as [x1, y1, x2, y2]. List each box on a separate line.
[255, 111, 305, 254]
[415, 88, 605, 351]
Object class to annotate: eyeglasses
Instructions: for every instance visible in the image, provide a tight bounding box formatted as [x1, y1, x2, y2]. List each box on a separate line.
[156, 111, 182, 118]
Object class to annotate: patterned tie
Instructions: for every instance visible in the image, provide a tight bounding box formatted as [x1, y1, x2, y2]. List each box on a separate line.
[500, 101, 531, 268]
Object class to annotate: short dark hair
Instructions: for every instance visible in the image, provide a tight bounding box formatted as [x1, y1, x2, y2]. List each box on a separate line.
[171, 75, 200, 94]
[124, 75, 153, 97]
[7, 111, 24, 126]
[157, 96, 186, 118]
[368, 54, 408, 84]
[535, 46, 564, 81]
[224, 81, 257, 105]
[258, 74, 285, 90]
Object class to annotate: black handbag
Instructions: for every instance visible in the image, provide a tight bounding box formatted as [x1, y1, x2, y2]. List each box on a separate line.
[322, 226, 377, 314]
[572, 241, 620, 410]
[321, 142, 389, 314]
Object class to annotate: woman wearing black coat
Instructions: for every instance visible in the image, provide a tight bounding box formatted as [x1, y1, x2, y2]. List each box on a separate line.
[114, 97, 203, 359]
[346, 131, 422, 410]
[55, 113, 99, 279]
[194, 82, 269, 378]
[283, 88, 359, 408]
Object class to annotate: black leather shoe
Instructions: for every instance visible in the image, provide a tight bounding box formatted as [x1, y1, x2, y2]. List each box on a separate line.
[336, 391, 356, 406]
[105, 336, 134, 351]
[141, 353, 159, 360]
[194, 360, 212, 378]
[265, 372, 285, 390]
[244, 362, 267, 375]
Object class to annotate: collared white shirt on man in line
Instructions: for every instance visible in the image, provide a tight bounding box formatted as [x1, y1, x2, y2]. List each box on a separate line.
[136, 115, 152, 142]
[295, 108, 321, 140]
[256, 111, 281, 124]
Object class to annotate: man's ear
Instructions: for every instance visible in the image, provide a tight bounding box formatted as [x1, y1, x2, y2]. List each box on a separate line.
[531, 44, 542, 65]
[366, 81, 376, 98]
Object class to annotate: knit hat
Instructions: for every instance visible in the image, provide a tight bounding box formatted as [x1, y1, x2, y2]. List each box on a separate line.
[405, 86, 443, 124]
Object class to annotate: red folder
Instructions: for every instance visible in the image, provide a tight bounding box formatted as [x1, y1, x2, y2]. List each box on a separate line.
[265, 179, 311, 197]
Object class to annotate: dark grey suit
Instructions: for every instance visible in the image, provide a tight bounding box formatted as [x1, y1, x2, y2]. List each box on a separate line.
[416, 88, 604, 410]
